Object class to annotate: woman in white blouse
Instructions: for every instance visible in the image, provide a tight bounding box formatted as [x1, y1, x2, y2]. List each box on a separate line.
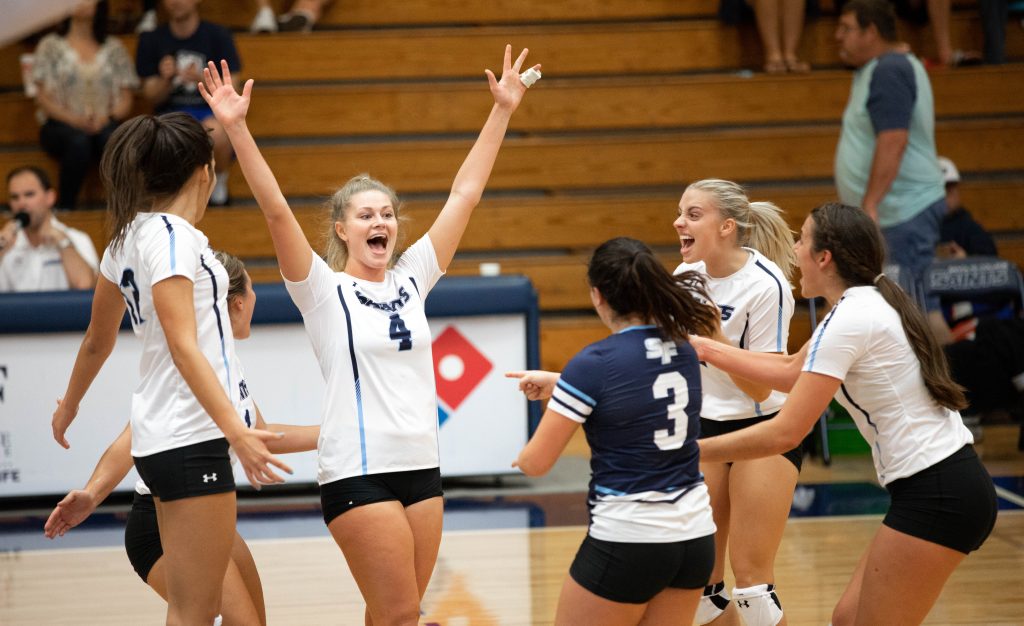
[33, 0, 138, 209]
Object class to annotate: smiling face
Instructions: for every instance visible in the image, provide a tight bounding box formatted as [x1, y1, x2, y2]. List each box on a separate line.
[673, 187, 733, 264]
[337, 189, 399, 279]
[794, 215, 825, 298]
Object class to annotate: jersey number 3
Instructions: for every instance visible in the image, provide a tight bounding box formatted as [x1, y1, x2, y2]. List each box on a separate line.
[389, 313, 413, 351]
[652, 372, 689, 450]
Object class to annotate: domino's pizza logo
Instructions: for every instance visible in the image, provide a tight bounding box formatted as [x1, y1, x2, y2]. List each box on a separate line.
[432, 326, 493, 426]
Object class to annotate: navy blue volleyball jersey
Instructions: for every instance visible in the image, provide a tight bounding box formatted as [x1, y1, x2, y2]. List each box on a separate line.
[549, 326, 704, 499]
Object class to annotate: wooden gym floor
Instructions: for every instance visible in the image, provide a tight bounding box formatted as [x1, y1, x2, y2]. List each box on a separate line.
[1, 426, 1022, 625]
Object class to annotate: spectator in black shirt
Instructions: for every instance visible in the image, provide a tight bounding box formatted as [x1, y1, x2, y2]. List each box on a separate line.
[937, 156, 998, 260]
[136, 0, 240, 205]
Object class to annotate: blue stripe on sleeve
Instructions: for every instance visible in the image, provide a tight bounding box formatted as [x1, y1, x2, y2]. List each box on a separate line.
[551, 396, 589, 419]
[160, 216, 176, 272]
[807, 298, 843, 370]
[556, 378, 596, 407]
[754, 260, 785, 352]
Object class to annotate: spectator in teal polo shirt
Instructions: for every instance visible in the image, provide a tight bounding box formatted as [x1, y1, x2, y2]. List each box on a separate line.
[834, 0, 947, 316]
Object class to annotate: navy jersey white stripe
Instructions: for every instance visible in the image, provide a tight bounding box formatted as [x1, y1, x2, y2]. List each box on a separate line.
[549, 326, 714, 542]
[550, 327, 704, 497]
[551, 379, 596, 421]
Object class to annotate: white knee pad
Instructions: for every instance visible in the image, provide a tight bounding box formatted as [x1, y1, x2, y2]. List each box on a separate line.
[732, 583, 784, 626]
[213, 615, 223, 626]
[695, 581, 731, 625]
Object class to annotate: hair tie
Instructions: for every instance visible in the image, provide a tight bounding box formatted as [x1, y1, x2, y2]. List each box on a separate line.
[873, 273, 884, 285]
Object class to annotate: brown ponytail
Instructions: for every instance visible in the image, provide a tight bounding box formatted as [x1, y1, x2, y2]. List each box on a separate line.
[810, 202, 966, 410]
[588, 237, 718, 344]
[101, 113, 213, 252]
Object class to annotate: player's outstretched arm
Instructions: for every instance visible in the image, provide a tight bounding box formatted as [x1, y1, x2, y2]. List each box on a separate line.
[252, 404, 320, 454]
[45, 424, 134, 538]
[199, 60, 314, 283]
[53, 277, 126, 448]
[513, 409, 579, 477]
[428, 45, 541, 270]
[505, 370, 559, 401]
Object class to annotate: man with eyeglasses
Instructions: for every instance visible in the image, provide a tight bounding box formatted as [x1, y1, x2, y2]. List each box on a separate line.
[833, 0, 948, 331]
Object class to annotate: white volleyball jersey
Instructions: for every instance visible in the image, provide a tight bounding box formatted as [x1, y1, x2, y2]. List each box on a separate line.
[675, 248, 794, 421]
[136, 351, 254, 495]
[100, 213, 237, 457]
[804, 286, 973, 485]
[284, 235, 445, 484]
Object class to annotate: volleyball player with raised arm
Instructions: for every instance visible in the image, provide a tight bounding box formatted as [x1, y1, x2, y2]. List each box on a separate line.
[508, 237, 719, 626]
[673, 179, 797, 626]
[692, 203, 997, 626]
[50, 114, 291, 625]
[198, 47, 540, 624]
[46, 251, 318, 624]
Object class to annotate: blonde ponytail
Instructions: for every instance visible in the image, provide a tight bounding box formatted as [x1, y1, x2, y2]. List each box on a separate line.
[746, 201, 796, 282]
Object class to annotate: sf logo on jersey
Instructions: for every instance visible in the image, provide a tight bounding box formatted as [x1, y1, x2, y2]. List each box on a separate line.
[645, 338, 678, 364]
[719, 304, 736, 321]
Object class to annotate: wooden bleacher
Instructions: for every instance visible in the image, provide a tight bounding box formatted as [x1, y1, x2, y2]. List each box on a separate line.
[2, 2, 1022, 364]
[3, 66, 1023, 143]
[2, 10, 1022, 88]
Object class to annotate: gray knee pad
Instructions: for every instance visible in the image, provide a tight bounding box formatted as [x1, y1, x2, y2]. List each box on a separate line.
[733, 583, 784, 626]
[695, 581, 731, 625]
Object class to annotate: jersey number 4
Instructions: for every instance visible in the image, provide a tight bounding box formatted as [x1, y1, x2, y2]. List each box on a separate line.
[652, 371, 690, 450]
[389, 313, 413, 351]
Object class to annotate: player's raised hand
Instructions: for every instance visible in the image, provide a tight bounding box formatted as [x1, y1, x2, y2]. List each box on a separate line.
[485, 45, 541, 114]
[198, 59, 253, 128]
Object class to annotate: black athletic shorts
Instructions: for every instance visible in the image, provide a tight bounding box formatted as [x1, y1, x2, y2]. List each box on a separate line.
[321, 467, 443, 526]
[883, 444, 997, 554]
[699, 414, 803, 471]
[569, 533, 716, 604]
[133, 438, 235, 502]
[125, 492, 162, 583]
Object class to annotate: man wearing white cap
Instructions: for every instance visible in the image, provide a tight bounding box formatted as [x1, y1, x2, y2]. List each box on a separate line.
[937, 156, 997, 259]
